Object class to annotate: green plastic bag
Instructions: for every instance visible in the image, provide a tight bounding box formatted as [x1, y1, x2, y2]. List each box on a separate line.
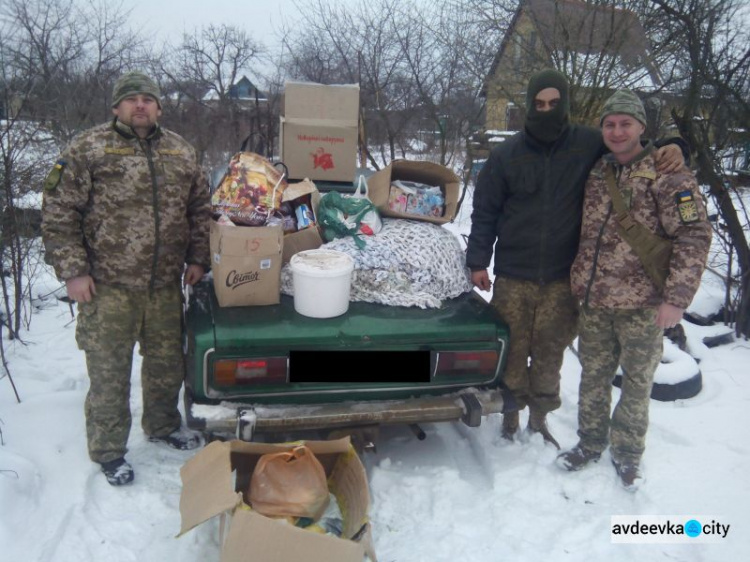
[317, 191, 379, 249]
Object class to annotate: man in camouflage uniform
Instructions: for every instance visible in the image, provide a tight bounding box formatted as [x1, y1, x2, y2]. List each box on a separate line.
[42, 71, 211, 486]
[557, 90, 711, 490]
[467, 70, 685, 447]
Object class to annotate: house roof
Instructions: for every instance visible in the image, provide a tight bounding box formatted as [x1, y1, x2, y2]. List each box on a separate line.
[528, 0, 650, 64]
[200, 75, 267, 102]
[484, 0, 661, 92]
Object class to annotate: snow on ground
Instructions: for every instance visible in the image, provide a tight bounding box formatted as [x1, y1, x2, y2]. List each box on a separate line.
[2, 186, 750, 562]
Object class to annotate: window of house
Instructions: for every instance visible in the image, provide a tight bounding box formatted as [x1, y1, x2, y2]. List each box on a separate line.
[506, 103, 523, 131]
[526, 32, 537, 64]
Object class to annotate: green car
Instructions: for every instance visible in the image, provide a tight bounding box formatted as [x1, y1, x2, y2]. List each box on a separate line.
[184, 278, 511, 442]
[183, 173, 511, 443]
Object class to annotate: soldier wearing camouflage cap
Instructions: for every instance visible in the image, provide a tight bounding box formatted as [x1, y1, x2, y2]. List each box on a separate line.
[111, 71, 163, 108]
[599, 88, 647, 127]
[466, 70, 688, 449]
[41, 71, 211, 486]
[557, 89, 711, 490]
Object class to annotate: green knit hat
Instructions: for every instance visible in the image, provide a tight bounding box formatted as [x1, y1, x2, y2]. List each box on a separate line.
[111, 71, 162, 108]
[600, 89, 646, 126]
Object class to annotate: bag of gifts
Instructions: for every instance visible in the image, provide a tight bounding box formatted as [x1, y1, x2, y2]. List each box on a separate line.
[211, 152, 288, 226]
[248, 445, 330, 520]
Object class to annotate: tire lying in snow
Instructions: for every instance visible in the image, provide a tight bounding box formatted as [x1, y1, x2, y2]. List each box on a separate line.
[613, 339, 702, 402]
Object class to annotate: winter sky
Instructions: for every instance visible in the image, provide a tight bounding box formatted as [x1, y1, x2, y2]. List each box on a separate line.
[127, 0, 327, 46]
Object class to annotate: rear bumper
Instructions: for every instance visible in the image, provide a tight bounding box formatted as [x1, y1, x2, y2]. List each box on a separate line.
[186, 388, 507, 440]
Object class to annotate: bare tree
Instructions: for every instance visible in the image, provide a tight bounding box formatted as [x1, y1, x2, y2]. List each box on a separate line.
[466, 0, 674, 130]
[390, 2, 493, 166]
[279, 0, 407, 168]
[280, 0, 486, 168]
[649, 0, 750, 336]
[160, 24, 266, 170]
[0, 0, 79, 338]
[0, 0, 141, 339]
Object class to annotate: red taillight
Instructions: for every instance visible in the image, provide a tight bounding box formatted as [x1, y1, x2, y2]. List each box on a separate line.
[213, 357, 287, 386]
[435, 351, 499, 378]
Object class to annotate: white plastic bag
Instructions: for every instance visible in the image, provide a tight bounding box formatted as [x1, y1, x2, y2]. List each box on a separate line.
[352, 175, 383, 236]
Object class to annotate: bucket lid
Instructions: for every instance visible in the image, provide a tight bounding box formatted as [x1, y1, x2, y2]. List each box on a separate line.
[290, 249, 354, 277]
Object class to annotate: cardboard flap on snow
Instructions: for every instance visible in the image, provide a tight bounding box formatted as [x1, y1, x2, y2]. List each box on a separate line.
[367, 159, 460, 225]
[179, 440, 243, 535]
[178, 437, 375, 562]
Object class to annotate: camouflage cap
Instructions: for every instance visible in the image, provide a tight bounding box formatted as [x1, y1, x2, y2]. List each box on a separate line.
[111, 71, 162, 108]
[600, 89, 646, 126]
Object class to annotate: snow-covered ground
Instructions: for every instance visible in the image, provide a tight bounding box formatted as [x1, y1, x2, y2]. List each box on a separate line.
[2, 185, 749, 562]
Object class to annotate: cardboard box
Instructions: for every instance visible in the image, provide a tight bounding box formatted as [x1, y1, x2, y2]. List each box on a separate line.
[367, 160, 461, 225]
[210, 221, 283, 307]
[281, 82, 360, 183]
[282, 227, 323, 264]
[178, 438, 376, 562]
[281, 178, 324, 264]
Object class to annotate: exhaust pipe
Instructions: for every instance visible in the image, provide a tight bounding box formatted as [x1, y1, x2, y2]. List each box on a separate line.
[409, 423, 426, 440]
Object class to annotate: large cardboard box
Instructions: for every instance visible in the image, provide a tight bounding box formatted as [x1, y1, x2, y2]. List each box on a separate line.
[210, 221, 283, 307]
[178, 438, 376, 562]
[366, 160, 461, 225]
[281, 82, 360, 183]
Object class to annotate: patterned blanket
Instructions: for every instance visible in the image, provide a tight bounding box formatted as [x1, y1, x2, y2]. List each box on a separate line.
[281, 218, 472, 308]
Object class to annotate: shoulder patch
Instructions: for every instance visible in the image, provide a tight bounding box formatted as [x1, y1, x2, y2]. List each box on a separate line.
[629, 169, 657, 181]
[676, 190, 699, 223]
[104, 147, 136, 155]
[43, 159, 66, 191]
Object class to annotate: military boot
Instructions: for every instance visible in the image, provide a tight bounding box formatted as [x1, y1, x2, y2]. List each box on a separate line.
[501, 411, 519, 441]
[612, 458, 644, 492]
[556, 444, 601, 471]
[527, 409, 560, 449]
[100, 457, 134, 486]
[148, 427, 203, 451]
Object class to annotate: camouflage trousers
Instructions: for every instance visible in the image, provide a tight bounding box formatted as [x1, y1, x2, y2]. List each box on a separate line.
[577, 307, 662, 463]
[490, 276, 578, 414]
[76, 284, 185, 464]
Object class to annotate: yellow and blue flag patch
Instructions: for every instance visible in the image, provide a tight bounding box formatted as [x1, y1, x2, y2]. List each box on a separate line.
[676, 190, 699, 223]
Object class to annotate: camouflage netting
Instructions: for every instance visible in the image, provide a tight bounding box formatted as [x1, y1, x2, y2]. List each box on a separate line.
[281, 218, 472, 308]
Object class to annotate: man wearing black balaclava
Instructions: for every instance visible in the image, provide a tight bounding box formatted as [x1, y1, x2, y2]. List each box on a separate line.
[466, 69, 686, 448]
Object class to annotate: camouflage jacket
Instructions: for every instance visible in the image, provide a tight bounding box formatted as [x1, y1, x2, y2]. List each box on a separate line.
[571, 146, 711, 310]
[42, 120, 211, 290]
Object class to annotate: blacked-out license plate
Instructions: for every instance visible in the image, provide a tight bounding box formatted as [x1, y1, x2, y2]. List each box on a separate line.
[289, 350, 431, 383]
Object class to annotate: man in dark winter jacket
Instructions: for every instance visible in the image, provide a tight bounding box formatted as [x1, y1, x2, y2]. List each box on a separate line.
[466, 69, 685, 447]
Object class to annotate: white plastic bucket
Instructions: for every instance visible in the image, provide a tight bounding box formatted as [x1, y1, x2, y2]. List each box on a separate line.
[290, 249, 355, 318]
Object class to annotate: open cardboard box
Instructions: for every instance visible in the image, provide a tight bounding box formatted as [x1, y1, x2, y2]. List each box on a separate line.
[178, 437, 376, 562]
[280, 82, 360, 183]
[281, 179, 324, 264]
[366, 160, 461, 225]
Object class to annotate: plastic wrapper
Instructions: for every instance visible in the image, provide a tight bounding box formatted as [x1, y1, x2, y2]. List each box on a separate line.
[212, 152, 287, 226]
[248, 445, 330, 520]
[295, 202, 315, 230]
[389, 180, 444, 218]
